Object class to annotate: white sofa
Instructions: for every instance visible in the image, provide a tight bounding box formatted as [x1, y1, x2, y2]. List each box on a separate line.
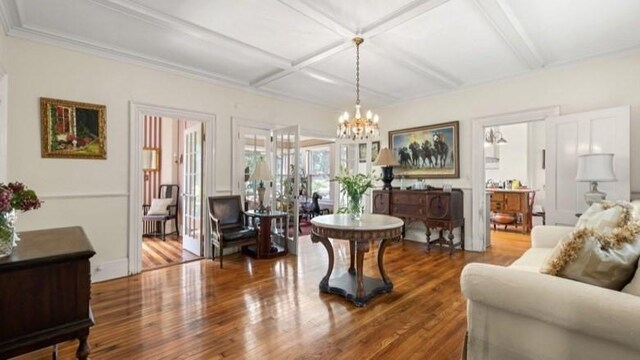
[461, 225, 640, 360]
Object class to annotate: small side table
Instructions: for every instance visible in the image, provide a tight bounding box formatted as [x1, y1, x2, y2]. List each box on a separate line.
[244, 210, 289, 259]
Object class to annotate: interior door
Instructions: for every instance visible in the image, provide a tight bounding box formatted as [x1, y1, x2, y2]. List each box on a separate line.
[182, 123, 203, 256]
[546, 106, 630, 226]
[272, 125, 300, 255]
[235, 127, 271, 209]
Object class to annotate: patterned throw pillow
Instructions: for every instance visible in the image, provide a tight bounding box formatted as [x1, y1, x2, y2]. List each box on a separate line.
[541, 201, 640, 290]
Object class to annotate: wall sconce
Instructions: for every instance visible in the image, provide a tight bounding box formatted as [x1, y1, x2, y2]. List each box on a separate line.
[142, 147, 160, 173]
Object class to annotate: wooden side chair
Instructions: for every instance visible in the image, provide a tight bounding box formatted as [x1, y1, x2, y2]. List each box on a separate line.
[208, 195, 258, 268]
[142, 184, 180, 241]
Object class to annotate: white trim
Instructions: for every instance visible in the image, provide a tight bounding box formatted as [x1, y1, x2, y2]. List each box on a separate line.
[471, 106, 559, 252]
[39, 192, 128, 200]
[91, 257, 128, 282]
[0, 69, 7, 183]
[129, 102, 216, 275]
[277, 0, 354, 37]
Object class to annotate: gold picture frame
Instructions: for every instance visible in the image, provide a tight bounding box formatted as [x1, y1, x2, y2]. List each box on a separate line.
[389, 121, 460, 178]
[40, 97, 107, 159]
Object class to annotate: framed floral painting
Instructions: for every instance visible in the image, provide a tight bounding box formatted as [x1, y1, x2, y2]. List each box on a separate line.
[40, 97, 107, 159]
[389, 121, 459, 178]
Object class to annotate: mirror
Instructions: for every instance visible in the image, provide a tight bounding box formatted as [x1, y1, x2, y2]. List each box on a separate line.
[142, 147, 160, 172]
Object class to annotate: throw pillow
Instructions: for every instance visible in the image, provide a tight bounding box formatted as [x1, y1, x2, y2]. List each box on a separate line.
[541, 201, 640, 290]
[622, 258, 640, 296]
[147, 198, 172, 216]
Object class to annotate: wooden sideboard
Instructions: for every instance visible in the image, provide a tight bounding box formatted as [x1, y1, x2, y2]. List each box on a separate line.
[488, 189, 534, 234]
[0, 227, 96, 360]
[372, 189, 464, 254]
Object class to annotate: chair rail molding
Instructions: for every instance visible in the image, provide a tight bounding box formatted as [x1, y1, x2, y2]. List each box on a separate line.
[129, 101, 216, 275]
[471, 106, 560, 252]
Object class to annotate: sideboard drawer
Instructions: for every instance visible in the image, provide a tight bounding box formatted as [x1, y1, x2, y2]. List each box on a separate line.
[392, 204, 426, 217]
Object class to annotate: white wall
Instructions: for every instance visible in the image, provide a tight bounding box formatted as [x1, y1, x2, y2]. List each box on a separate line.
[160, 117, 178, 185]
[5, 37, 335, 280]
[379, 50, 640, 247]
[528, 121, 545, 210]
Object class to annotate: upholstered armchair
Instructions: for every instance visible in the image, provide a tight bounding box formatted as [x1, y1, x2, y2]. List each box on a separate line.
[208, 195, 258, 268]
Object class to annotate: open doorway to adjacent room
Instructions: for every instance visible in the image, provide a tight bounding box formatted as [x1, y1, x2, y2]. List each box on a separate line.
[140, 115, 204, 271]
[483, 121, 546, 248]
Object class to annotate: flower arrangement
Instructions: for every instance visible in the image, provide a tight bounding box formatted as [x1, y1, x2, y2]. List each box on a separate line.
[334, 169, 378, 220]
[0, 182, 42, 256]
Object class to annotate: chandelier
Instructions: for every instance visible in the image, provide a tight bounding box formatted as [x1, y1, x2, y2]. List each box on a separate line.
[484, 128, 507, 146]
[337, 37, 380, 140]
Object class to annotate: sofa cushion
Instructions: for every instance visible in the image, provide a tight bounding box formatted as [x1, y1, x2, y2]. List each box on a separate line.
[509, 248, 554, 272]
[622, 258, 640, 296]
[541, 201, 640, 290]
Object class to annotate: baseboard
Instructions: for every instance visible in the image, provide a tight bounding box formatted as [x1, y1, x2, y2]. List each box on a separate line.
[91, 257, 129, 282]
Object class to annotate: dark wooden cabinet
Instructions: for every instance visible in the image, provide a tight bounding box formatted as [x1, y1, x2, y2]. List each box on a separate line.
[372, 189, 464, 254]
[0, 227, 95, 360]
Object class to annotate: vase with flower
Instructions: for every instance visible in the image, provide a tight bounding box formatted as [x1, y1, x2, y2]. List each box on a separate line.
[0, 182, 42, 257]
[334, 170, 377, 221]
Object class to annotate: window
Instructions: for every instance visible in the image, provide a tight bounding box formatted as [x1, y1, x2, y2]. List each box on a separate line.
[308, 147, 331, 200]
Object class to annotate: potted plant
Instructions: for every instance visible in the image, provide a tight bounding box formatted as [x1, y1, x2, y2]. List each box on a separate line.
[0, 182, 42, 257]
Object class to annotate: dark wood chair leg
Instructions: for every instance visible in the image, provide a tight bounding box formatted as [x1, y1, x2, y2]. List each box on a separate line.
[219, 245, 224, 268]
[161, 220, 166, 241]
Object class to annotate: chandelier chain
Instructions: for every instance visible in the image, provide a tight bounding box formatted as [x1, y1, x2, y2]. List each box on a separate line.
[355, 40, 360, 106]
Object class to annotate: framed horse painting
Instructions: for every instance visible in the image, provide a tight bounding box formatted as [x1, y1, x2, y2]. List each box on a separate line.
[389, 121, 459, 179]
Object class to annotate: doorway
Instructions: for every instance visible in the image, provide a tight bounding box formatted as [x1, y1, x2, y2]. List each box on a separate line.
[129, 103, 216, 275]
[483, 121, 546, 248]
[140, 116, 204, 271]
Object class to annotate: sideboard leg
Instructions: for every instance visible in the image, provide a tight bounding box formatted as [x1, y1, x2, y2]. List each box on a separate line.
[448, 228, 455, 256]
[76, 334, 90, 360]
[425, 226, 431, 253]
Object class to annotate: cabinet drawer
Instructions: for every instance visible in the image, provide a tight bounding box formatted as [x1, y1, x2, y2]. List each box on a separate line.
[392, 192, 426, 206]
[392, 204, 426, 217]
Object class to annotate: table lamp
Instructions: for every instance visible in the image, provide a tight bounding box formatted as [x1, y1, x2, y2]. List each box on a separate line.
[250, 157, 272, 212]
[374, 148, 400, 190]
[575, 153, 616, 206]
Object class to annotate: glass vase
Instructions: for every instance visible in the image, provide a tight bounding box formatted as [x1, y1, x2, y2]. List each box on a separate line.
[348, 195, 363, 221]
[0, 209, 18, 257]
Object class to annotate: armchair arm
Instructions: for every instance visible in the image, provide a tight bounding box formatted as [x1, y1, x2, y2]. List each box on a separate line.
[461, 263, 640, 351]
[530, 225, 573, 248]
[209, 214, 221, 239]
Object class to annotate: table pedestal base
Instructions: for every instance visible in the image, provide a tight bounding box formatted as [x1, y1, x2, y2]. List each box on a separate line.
[321, 272, 393, 307]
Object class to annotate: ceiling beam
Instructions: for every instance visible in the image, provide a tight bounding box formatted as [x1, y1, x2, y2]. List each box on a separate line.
[472, 0, 545, 69]
[363, 0, 451, 38]
[250, 39, 352, 87]
[301, 68, 399, 102]
[277, 0, 354, 37]
[89, 0, 293, 69]
[367, 43, 461, 89]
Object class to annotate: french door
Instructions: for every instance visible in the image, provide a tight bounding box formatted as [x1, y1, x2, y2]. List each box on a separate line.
[182, 124, 203, 255]
[334, 140, 373, 213]
[272, 126, 300, 255]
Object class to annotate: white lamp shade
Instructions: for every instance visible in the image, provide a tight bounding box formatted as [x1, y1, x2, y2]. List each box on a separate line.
[250, 158, 273, 181]
[374, 148, 400, 166]
[575, 153, 616, 182]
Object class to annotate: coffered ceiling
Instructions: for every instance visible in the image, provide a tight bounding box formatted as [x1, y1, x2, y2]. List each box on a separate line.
[1, 0, 639, 110]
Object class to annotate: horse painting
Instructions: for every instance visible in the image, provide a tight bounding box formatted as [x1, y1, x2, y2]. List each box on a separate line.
[389, 121, 459, 178]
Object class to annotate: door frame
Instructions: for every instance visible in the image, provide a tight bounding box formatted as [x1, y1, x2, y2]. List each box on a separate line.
[0, 67, 7, 183]
[471, 106, 559, 252]
[129, 102, 216, 275]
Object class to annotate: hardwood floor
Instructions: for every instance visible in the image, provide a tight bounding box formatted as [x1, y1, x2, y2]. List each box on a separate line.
[17, 232, 529, 360]
[142, 235, 201, 270]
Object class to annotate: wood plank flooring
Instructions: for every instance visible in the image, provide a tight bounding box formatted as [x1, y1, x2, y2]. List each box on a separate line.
[17, 232, 529, 360]
[142, 235, 201, 270]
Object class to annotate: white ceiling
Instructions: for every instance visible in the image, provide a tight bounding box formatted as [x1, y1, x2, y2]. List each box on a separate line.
[1, 0, 639, 110]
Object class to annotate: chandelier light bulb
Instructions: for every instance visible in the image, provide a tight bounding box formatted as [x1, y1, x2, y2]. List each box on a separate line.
[366, 110, 372, 120]
[343, 111, 349, 119]
[373, 114, 379, 123]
